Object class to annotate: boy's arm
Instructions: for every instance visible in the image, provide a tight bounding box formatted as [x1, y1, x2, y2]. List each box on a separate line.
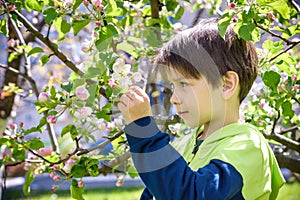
[125, 116, 244, 200]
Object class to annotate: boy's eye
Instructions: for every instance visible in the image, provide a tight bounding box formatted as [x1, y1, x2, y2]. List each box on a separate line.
[180, 82, 189, 87]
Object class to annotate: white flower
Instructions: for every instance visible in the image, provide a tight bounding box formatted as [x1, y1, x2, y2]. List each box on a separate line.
[80, 107, 93, 118]
[97, 119, 106, 130]
[75, 86, 90, 100]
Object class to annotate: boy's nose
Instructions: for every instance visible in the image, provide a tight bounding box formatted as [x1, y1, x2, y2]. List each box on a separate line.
[170, 92, 181, 105]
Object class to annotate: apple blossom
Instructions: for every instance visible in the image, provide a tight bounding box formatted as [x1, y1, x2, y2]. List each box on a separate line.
[7, 38, 18, 47]
[80, 107, 93, 117]
[38, 92, 50, 102]
[83, 0, 89, 6]
[47, 116, 57, 124]
[97, 119, 106, 130]
[75, 85, 90, 100]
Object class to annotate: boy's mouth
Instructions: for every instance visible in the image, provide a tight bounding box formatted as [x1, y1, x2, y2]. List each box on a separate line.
[177, 111, 188, 116]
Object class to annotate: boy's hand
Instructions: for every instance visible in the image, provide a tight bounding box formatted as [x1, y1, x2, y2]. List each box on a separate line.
[118, 86, 152, 124]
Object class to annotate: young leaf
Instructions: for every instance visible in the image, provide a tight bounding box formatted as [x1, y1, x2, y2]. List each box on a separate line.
[23, 171, 35, 196]
[27, 138, 44, 150]
[174, 6, 184, 22]
[218, 12, 234, 38]
[281, 101, 294, 118]
[28, 47, 44, 57]
[262, 71, 281, 92]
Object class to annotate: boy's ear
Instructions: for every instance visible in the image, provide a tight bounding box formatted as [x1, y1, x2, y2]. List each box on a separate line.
[222, 71, 239, 100]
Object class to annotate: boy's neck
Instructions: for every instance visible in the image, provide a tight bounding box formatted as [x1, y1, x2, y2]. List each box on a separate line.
[199, 108, 240, 140]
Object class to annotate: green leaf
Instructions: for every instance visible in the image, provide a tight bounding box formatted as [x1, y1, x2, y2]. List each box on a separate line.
[174, 6, 184, 22]
[61, 124, 78, 140]
[218, 12, 233, 38]
[23, 171, 35, 196]
[40, 54, 49, 66]
[238, 23, 256, 41]
[262, 71, 281, 91]
[96, 110, 111, 122]
[70, 179, 85, 200]
[281, 101, 294, 118]
[54, 17, 71, 41]
[0, 20, 8, 36]
[86, 84, 97, 107]
[106, 0, 123, 16]
[73, 19, 91, 36]
[12, 147, 26, 161]
[27, 138, 44, 150]
[61, 82, 73, 93]
[28, 47, 44, 57]
[26, 0, 44, 12]
[83, 68, 103, 79]
[95, 25, 118, 51]
[43, 7, 58, 25]
[71, 165, 87, 178]
[73, 0, 83, 11]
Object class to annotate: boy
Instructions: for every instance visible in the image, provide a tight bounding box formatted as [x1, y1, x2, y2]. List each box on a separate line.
[118, 18, 285, 200]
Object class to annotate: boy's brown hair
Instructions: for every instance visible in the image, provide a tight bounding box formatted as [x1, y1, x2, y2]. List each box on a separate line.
[155, 18, 258, 103]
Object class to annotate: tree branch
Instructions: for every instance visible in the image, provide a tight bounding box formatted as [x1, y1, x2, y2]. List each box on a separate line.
[264, 132, 300, 153]
[12, 10, 84, 76]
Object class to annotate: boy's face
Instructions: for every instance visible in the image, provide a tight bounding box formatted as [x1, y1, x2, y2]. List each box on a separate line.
[167, 68, 225, 128]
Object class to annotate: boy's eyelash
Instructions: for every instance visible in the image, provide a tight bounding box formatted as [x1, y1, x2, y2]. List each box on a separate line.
[180, 82, 188, 87]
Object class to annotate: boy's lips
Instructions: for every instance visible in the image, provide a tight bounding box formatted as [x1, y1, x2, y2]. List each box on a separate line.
[177, 111, 188, 116]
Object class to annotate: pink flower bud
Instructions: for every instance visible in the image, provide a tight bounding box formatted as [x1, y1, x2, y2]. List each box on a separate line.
[267, 12, 275, 22]
[52, 164, 59, 170]
[291, 75, 297, 82]
[9, 123, 16, 130]
[78, 180, 84, 188]
[258, 103, 264, 109]
[116, 180, 124, 187]
[66, 158, 75, 165]
[95, 21, 101, 27]
[75, 86, 90, 100]
[38, 92, 50, 102]
[7, 39, 18, 47]
[47, 116, 57, 124]
[52, 186, 58, 191]
[108, 79, 117, 88]
[6, 4, 16, 11]
[50, 172, 56, 178]
[19, 121, 24, 127]
[229, 2, 236, 8]
[81, 44, 90, 53]
[97, 4, 104, 11]
[53, 175, 60, 181]
[84, 0, 89, 6]
[293, 85, 299, 91]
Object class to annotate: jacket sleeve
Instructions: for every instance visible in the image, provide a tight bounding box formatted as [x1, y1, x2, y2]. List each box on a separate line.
[124, 116, 244, 200]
